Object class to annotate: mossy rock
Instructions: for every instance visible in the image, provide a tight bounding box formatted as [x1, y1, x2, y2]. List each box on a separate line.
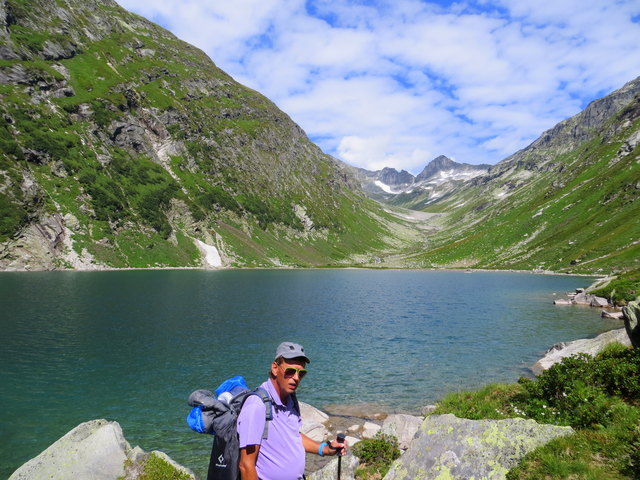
[384, 414, 574, 480]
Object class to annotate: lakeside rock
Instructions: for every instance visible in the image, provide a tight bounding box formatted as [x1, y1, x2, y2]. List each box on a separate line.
[307, 455, 360, 480]
[532, 328, 631, 374]
[12, 409, 577, 480]
[553, 290, 611, 307]
[8, 419, 194, 480]
[622, 301, 640, 348]
[380, 414, 424, 450]
[300, 401, 331, 441]
[384, 414, 574, 480]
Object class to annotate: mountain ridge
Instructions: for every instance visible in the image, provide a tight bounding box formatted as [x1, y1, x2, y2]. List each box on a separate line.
[349, 156, 490, 209]
[0, 0, 412, 270]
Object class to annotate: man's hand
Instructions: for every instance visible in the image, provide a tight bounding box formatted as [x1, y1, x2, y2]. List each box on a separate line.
[328, 436, 347, 456]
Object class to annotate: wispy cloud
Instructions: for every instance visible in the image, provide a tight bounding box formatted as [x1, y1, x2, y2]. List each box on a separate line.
[117, 0, 640, 173]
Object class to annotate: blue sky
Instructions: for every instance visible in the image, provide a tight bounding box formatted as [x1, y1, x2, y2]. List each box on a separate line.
[116, 0, 640, 173]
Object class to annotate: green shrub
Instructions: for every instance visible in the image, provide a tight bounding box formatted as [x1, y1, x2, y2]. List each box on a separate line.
[625, 424, 640, 478]
[0, 192, 28, 241]
[119, 453, 191, 480]
[519, 347, 640, 428]
[197, 186, 239, 214]
[90, 99, 119, 127]
[24, 129, 80, 161]
[353, 433, 401, 479]
[591, 269, 640, 306]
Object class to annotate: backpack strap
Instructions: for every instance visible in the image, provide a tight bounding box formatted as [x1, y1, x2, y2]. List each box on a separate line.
[291, 392, 300, 416]
[252, 387, 273, 439]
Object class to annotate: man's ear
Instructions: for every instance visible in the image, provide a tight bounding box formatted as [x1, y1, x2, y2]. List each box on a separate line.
[271, 361, 279, 377]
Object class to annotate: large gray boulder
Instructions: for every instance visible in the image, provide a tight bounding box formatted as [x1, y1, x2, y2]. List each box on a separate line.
[381, 414, 423, 450]
[9, 419, 194, 480]
[532, 328, 631, 374]
[300, 401, 331, 441]
[383, 414, 573, 480]
[622, 301, 640, 348]
[307, 454, 360, 480]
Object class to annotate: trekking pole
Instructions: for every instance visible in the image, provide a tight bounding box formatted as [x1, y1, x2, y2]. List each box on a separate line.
[336, 433, 345, 480]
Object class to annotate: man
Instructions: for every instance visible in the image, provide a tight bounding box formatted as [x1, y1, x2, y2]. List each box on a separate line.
[237, 342, 345, 480]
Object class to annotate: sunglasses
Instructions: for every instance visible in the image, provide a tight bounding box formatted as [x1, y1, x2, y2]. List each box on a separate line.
[282, 366, 308, 379]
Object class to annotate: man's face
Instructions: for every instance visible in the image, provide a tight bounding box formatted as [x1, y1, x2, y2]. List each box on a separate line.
[271, 357, 307, 398]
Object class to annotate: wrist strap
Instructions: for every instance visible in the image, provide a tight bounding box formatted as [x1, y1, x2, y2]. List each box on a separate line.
[318, 442, 328, 456]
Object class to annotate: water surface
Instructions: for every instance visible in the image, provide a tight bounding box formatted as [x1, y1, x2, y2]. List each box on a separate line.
[0, 270, 618, 478]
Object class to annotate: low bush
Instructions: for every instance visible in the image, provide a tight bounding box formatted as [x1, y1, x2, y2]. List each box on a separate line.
[353, 433, 401, 479]
[519, 347, 640, 429]
[0, 192, 29, 241]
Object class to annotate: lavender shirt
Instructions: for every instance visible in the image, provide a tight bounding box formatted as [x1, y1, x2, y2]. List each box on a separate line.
[237, 380, 305, 480]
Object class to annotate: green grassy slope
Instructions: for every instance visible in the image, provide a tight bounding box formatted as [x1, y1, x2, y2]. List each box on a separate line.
[403, 85, 640, 274]
[0, 0, 410, 269]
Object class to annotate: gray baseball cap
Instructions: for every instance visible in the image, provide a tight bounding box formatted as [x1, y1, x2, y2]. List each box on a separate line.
[275, 341, 310, 363]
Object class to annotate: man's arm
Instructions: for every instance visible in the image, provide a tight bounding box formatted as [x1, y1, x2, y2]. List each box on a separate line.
[239, 444, 260, 480]
[301, 433, 346, 456]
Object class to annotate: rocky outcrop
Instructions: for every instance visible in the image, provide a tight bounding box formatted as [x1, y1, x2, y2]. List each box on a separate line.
[10, 411, 577, 480]
[380, 414, 423, 450]
[532, 328, 631, 374]
[300, 401, 331, 441]
[622, 301, 640, 348]
[307, 454, 360, 480]
[384, 414, 573, 480]
[8, 419, 194, 480]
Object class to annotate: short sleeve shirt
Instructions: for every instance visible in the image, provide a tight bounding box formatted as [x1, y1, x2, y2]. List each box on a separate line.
[237, 380, 305, 480]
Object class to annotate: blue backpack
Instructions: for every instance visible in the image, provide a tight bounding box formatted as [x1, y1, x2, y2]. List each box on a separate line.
[187, 376, 272, 434]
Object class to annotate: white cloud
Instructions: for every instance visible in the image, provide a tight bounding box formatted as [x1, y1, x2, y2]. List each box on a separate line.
[116, 0, 640, 173]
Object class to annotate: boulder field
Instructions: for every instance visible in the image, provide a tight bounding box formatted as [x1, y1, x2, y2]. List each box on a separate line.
[10, 410, 573, 480]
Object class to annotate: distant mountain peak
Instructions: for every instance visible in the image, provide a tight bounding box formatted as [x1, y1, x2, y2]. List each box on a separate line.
[349, 156, 491, 208]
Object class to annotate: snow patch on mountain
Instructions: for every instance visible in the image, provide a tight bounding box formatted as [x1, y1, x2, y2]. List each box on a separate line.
[352, 156, 491, 210]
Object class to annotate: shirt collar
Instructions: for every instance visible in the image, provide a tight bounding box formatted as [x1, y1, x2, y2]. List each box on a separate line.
[263, 378, 288, 408]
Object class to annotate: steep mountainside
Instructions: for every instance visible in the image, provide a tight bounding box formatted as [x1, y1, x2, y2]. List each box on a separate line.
[349, 156, 490, 209]
[401, 77, 640, 273]
[0, 0, 412, 270]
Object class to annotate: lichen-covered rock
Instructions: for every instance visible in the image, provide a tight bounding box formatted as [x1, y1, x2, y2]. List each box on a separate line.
[9, 419, 131, 480]
[8, 419, 194, 480]
[383, 414, 573, 480]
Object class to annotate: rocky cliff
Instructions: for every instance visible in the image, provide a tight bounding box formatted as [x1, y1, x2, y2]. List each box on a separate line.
[0, 0, 407, 270]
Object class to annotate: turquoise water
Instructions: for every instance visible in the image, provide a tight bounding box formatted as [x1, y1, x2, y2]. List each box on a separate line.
[0, 270, 619, 478]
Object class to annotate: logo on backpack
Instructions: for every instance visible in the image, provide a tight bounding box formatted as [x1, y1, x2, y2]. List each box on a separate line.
[216, 454, 226, 468]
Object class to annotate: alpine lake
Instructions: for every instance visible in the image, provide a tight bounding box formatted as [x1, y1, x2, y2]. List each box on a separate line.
[0, 269, 621, 478]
